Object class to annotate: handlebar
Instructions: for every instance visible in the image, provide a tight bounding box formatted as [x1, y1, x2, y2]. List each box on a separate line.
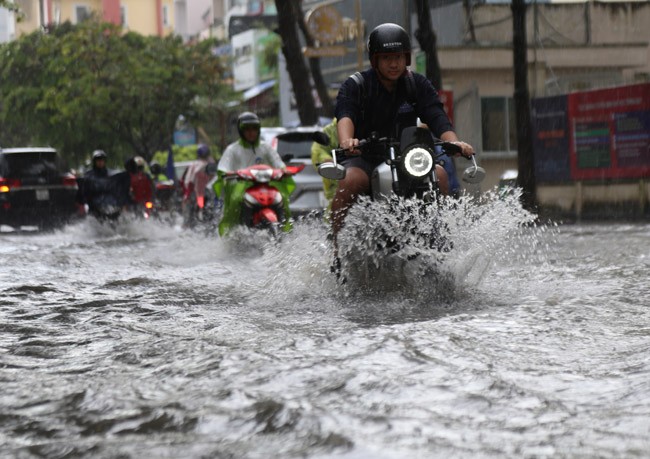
[332, 136, 464, 161]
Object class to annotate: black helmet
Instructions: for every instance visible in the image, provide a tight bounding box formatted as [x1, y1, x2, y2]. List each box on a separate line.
[150, 162, 162, 175]
[197, 144, 210, 158]
[237, 111, 261, 139]
[367, 23, 411, 67]
[92, 149, 107, 161]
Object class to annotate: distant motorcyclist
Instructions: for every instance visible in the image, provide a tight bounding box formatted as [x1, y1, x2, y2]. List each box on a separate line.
[217, 112, 285, 173]
[76, 150, 130, 220]
[125, 155, 154, 212]
[182, 144, 215, 201]
[181, 144, 216, 228]
[214, 111, 292, 236]
[150, 161, 170, 184]
[149, 161, 175, 213]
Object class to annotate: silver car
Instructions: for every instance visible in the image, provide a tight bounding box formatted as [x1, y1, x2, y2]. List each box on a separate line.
[262, 127, 330, 217]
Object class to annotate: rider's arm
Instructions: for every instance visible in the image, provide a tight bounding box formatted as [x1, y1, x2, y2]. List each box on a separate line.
[335, 76, 362, 152]
[217, 145, 234, 174]
[416, 74, 454, 138]
[415, 74, 475, 158]
[262, 143, 286, 169]
[337, 117, 358, 152]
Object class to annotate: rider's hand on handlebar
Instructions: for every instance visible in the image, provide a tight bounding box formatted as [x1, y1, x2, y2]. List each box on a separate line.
[450, 141, 475, 159]
[339, 138, 361, 156]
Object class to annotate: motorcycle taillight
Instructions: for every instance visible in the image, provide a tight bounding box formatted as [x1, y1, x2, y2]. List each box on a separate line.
[0, 177, 21, 192]
[62, 174, 78, 188]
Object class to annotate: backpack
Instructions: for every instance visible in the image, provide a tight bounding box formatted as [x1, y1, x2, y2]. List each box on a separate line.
[349, 70, 418, 125]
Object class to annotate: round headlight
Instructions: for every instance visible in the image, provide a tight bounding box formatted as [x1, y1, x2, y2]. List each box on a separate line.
[403, 147, 434, 177]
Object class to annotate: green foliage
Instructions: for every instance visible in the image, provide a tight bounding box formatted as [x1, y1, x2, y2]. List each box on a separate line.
[151, 144, 221, 167]
[0, 20, 229, 169]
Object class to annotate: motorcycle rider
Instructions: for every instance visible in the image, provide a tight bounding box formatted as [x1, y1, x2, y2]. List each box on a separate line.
[149, 161, 170, 184]
[215, 111, 291, 235]
[125, 155, 154, 213]
[76, 149, 130, 219]
[311, 117, 340, 212]
[149, 161, 175, 213]
[181, 144, 216, 227]
[217, 112, 285, 172]
[332, 23, 475, 246]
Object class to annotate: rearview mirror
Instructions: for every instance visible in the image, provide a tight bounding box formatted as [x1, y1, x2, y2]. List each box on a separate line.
[312, 132, 330, 146]
[461, 156, 486, 184]
[318, 162, 346, 180]
[276, 131, 328, 143]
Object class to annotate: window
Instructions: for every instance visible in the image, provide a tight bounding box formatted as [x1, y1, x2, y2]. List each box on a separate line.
[481, 97, 518, 154]
[120, 6, 127, 27]
[162, 5, 169, 27]
[74, 5, 91, 24]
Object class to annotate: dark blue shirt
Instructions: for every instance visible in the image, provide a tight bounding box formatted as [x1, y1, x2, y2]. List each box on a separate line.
[335, 69, 454, 142]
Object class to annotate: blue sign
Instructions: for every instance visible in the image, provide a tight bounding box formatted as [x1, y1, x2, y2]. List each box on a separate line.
[173, 127, 196, 146]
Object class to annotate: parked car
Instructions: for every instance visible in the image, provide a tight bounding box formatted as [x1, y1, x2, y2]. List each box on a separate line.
[0, 147, 80, 229]
[261, 126, 330, 217]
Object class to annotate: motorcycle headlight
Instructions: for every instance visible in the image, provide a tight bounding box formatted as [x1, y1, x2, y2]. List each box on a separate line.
[250, 168, 273, 183]
[403, 146, 434, 178]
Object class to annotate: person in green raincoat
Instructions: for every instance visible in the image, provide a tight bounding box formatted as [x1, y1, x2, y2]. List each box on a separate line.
[214, 111, 295, 236]
[310, 117, 339, 213]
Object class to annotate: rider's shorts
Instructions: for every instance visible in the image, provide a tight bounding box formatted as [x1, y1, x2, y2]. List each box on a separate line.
[340, 156, 385, 178]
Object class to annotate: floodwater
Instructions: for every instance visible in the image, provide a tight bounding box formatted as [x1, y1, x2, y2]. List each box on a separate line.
[1, 193, 649, 459]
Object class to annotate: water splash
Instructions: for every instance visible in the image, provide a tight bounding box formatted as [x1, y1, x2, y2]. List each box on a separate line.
[334, 189, 542, 299]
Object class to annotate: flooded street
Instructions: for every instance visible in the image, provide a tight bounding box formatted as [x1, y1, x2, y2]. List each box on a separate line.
[1, 195, 649, 458]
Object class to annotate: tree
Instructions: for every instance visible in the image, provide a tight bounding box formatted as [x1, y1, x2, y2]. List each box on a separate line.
[511, 0, 537, 212]
[0, 20, 227, 167]
[291, 0, 334, 117]
[414, 0, 442, 90]
[274, 0, 318, 125]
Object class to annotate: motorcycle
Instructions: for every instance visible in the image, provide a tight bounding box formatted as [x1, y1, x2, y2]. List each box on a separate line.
[217, 163, 305, 236]
[77, 171, 131, 222]
[318, 126, 486, 285]
[182, 162, 218, 230]
[126, 170, 155, 220]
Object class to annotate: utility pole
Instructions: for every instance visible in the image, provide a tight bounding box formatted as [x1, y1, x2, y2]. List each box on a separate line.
[414, 0, 442, 90]
[511, 0, 537, 212]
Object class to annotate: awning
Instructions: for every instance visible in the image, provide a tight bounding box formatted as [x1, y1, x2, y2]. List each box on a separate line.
[243, 80, 276, 101]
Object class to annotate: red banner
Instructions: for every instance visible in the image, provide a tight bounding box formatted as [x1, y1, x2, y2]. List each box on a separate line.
[568, 83, 650, 180]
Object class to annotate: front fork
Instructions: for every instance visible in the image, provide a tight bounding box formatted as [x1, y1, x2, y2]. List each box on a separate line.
[389, 145, 400, 195]
[389, 143, 441, 202]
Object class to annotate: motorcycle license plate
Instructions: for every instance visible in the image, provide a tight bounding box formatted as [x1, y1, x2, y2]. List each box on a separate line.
[35, 189, 50, 201]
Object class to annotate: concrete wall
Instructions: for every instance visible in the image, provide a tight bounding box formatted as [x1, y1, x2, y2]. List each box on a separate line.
[538, 180, 649, 221]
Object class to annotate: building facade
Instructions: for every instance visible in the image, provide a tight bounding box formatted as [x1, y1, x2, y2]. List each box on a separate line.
[1, 0, 176, 40]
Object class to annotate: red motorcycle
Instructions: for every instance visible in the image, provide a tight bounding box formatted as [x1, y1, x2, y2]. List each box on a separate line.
[219, 164, 304, 235]
[128, 170, 155, 219]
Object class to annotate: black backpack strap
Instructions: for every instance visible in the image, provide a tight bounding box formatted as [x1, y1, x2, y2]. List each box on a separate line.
[404, 70, 417, 106]
[350, 71, 366, 124]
